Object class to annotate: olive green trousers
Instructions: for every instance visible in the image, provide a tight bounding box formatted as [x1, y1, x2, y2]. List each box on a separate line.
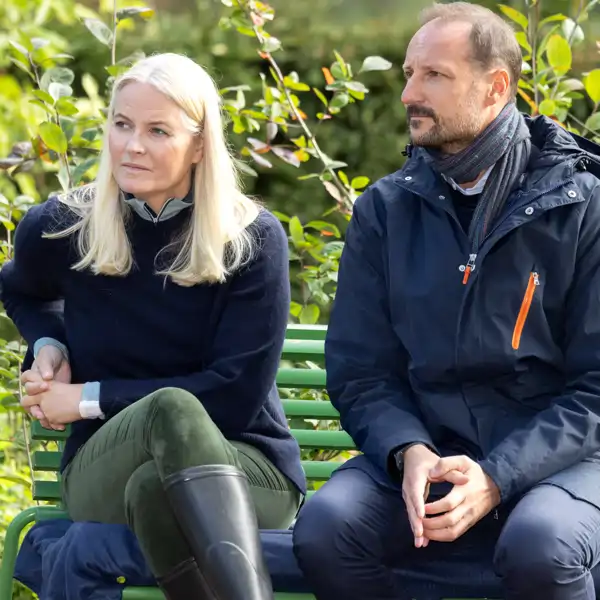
[62, 387, 301, 577]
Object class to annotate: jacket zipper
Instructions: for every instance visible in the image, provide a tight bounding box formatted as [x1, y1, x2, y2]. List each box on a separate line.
[512, 271, 540, 350]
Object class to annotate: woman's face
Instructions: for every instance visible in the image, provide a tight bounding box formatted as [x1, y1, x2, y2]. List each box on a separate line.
[108, 81, 202, 207]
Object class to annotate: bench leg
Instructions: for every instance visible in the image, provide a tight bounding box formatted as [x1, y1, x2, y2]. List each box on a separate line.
[0, 508, 38, 600]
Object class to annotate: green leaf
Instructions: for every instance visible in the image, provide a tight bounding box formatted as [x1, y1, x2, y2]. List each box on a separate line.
[359, 56, 392, 73]
[538, 14, 566, 29]
[271, 147, 300, 167]
[32, 89, 55, 105]
[313, 88, 328, 107]
[538, 99, 556, 116]
[38, 121, 67, 154]
[498, 4, 528, 30]
[585, 112, 600, 132]
[81, 128, 100, 142]
[262, 37, 281, 53]
[28, 98, 53, 115]
[234, 159, 258, 177]
[585, 70, 600, 103]
[117, 6, 155, 21]
[84, 18, 113, 47]
[561, 78, 585, 92]
[546, 35, 572, 76]
[56, 98, 79, 116]
[105, 64, 129, 78]
[289, 302, 302, 318]
[49, 82, 72, 101]
[344, 81, 369, 94]
[330, 93, 349, 109]
[272, 211, 290, 223]
[289, 216, 304, 245]
[57, 163, 70, 191]
[351, 176, 370, 190]
[71, 157, 97, 185]
[305, 221, 341, 238]
[299, 304, 320, 325]
[515, 32, 532, 53]
[41, 66, 75, 91]
[561, 18, 584, 45]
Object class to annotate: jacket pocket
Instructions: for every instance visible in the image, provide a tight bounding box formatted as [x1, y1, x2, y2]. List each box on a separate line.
[512, 271, 540, 350]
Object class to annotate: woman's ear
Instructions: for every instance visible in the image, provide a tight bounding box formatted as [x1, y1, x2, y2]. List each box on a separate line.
[192, 136, 203, 164]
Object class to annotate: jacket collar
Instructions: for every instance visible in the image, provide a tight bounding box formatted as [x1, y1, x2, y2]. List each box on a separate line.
[121, 187, 193, 223]
[396, 115, 597, 211]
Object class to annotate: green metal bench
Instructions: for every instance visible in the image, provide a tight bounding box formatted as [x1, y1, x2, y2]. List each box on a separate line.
[0, 324, 347, 600]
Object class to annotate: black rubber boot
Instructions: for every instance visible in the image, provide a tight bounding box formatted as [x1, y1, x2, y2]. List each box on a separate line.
[156, 557, 212, 600]
[164, 464, 274, 600]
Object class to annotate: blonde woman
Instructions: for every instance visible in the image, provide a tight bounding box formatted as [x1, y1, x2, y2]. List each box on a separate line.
[0, 53, 305, 600]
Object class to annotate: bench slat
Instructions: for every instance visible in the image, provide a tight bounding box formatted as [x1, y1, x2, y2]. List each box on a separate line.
[285, 324, 327, 341]
[33, 480, 61, 501]
[276, 368, 326, 389]
[290, 429, 355, 450]
[31, 420, 69, 441]
[33, 451, 61, 471]
[301, 461, 340, 480]
[282, 399, 339, 419]
[281, 339, 324, 362]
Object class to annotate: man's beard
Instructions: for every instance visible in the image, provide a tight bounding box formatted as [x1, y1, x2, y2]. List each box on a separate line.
[406, 104, 482, 150]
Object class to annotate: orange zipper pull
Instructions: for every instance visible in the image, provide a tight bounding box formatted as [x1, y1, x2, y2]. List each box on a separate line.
[462, 254, 477, 285]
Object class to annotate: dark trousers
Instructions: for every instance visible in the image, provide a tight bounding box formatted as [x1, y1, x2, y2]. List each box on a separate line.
[293, 456, 600, 600]
[62, 387, 302, 578]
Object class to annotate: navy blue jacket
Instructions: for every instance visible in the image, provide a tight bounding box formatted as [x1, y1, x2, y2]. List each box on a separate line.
[0, 199, 306, 494]
[326, 116, 600, 508]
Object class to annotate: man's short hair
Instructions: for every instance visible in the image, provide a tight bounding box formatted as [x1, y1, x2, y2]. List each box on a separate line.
[420, 2, 522, 99]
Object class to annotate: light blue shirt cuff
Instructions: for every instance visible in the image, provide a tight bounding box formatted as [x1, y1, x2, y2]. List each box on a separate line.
[33, 337, 69, 361]
[80, 382, 104, 419]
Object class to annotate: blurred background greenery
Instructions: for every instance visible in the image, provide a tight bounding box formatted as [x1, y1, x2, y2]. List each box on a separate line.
[2, 0, 600, 596]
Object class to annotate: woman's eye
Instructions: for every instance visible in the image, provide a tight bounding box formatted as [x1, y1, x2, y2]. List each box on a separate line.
[114, 120, 129, 128]
[152, 128, 168, 136]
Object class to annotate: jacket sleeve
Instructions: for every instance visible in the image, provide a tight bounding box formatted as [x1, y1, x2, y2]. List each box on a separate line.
[98, 212, 290, 431]
[325, 191, 436, 475]
[480, 183, 600, 502]
[0, 199, 67, 355]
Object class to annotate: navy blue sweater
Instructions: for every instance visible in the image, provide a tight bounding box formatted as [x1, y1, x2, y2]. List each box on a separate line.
[0, 196, 306, 494]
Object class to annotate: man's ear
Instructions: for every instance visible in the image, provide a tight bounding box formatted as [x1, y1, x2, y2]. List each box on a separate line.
[485, 68, 510, 106]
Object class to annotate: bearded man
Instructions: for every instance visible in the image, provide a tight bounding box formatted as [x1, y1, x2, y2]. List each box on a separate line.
[292, 3, 600, 600]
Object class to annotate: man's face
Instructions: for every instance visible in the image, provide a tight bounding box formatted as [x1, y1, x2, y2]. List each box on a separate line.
[401, 20, 490, 152]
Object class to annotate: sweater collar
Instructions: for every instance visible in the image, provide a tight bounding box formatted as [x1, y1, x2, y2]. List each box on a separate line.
[121, 187, 193, 223]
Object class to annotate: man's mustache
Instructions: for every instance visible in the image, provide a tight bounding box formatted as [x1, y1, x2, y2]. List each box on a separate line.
[406, 105, 438, 121]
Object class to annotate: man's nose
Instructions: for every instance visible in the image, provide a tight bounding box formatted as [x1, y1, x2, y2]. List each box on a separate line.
[401, 77, 421, 107]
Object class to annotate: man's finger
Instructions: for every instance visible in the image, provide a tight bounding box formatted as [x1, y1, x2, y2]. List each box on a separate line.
[428, 468, 469, 485]
[424, 486, 466, 516]
[425, 510, 471, 543]
[404, 493, 423, 539]
[429, 456, 471, 479]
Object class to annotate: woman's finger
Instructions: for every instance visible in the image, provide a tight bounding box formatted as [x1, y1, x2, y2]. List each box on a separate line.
[24, 380, 49, 396]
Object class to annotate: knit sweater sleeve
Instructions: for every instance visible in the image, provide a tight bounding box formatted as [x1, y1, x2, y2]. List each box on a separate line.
[0, 197, 68, 355]
[98, 210, 291, 432]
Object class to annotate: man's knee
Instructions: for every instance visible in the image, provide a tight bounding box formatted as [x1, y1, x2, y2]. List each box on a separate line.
[293, 468, 397, 570]
[494, 500, 579, 587]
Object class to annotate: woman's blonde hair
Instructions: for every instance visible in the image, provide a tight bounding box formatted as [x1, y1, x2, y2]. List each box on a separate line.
[50, 53, 259, 286]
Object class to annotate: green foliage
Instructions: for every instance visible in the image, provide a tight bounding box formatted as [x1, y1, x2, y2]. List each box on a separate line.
[1, 0, 600, 595]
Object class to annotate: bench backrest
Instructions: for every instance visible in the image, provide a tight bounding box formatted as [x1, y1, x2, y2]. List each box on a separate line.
[29, 324, 354, 503]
